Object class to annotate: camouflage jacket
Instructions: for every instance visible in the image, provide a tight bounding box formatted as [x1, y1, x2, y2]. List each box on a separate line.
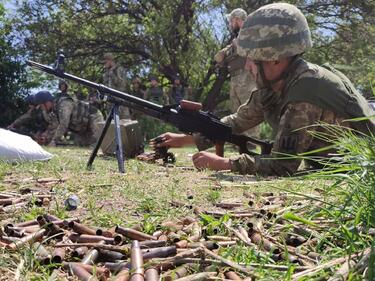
[103, 65, 127, 92]
[214, 38, 247, 77]
[11, 106, 50, 133]
[195, 58, 375, 176]
[45, 93, 98, 144]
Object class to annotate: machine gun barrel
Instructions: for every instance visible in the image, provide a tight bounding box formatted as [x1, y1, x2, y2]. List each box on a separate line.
[26, 60, 272, 155]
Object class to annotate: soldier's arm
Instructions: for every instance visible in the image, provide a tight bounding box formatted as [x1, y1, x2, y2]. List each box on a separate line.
[8, 110, 33, 128]
[193, 91, 265, 151]
[214, 44, 232, 63]
[52, 99, 74, 143]
[222, 91, 265, 134]
[41, 113, 59, 145]
[229, 102, 323, 176]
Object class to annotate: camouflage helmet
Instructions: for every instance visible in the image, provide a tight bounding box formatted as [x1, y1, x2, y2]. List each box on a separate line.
[226, 8, 247, 21]
[237, 3, 312, 61]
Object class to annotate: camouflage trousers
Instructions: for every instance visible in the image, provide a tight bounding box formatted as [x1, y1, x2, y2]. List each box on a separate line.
[230, 70, 260, 138]
[73, 111, 104, 146]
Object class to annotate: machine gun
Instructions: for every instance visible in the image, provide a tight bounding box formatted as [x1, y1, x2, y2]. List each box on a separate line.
[27, 59, 273, 172]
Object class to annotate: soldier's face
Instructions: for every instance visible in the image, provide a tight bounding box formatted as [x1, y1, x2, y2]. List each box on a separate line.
[103, 59, 113, 69]
[59, 84, 67, 92]
[229, 18, 241, 33]
[41, 101, 54, 112]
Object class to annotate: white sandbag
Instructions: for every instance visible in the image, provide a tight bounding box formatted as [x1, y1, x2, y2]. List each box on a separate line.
[0, 129, 53, 162]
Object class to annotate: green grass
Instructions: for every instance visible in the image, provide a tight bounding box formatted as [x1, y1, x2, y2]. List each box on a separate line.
[0, 139, 373, 280]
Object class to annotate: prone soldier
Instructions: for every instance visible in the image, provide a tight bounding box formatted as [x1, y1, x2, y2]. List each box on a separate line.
[154, 3, 375, 176]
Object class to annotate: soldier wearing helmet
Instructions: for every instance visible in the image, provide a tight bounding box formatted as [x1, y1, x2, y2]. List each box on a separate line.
[7, 92, 52, 142]
[102, 52, 131, 119]
[40, 80, 104, 146]
[154, 3, 375, 176]
[214, 8, 260, 140]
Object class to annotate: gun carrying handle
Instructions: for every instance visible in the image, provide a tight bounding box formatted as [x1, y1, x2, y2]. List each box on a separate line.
[215, 141, 225, 157]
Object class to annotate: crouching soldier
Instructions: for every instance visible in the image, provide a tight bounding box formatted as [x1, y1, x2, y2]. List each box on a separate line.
[42, 80, 104, 146]
[7, 92, 52, 143]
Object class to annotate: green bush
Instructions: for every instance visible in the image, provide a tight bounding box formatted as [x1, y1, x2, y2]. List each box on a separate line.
[137, 115, 178, 142]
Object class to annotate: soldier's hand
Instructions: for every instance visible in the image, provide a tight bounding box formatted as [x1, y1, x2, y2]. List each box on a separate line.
[214, 51, 225, 63]
[34, 132, 47, 145]
[192, 151, 231, 171]
[151, 132, 194, 148]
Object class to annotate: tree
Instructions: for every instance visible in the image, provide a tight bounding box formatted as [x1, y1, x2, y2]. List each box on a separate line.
[0, 3, 28, 127]
[9, 0, 375, 112]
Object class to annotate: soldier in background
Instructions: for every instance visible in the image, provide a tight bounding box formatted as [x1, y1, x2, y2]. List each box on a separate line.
[88, 91, 104, 112]
[130, 77, 146, 99]
[102, 52, 130, 119]
[41, 80, 104, 146]
[167, 74, 192, 104]
[144, 76, 168, 105]
[7, 92, 51, 143]
[215, 8, 260, 138]
[129, 77, 147, 119]
[7, 94, 37, 131]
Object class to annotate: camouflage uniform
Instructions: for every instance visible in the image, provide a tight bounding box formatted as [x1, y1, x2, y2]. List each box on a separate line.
[45, 93, 104, 146]
[103, 65, 130, 119]
[9, 106, 49, 138]
[214, 36, 259, 138]
[194, 3, 375, 176]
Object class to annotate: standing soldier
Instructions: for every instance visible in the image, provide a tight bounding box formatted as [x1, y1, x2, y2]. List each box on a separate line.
[214, 8, 260, 138]
[145, 76, 167, 105]
[102, 52, 130, 119]
[130, 77, 146, 99]
[129, 77, 147, 119]
[42, 80, 104, 146]
[168, 74, 191, 104]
